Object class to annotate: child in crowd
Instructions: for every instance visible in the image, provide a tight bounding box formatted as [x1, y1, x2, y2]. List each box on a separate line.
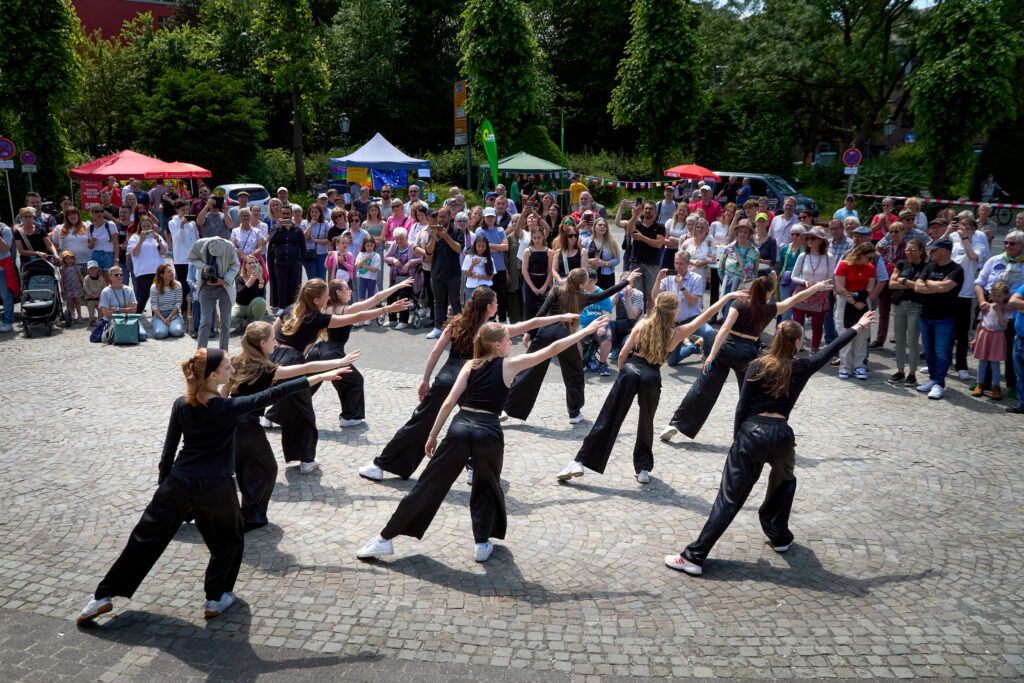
[972, 281, 1012, 400]
[354, 236, 380, 324]
[462, 233, 495, 298]
[83, 260, 105, 326]
[60, 251, 85, 323]
[326, 234, 353, 283]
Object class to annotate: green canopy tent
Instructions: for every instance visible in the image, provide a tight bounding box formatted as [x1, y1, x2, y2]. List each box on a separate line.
[477, 151, 564, 194]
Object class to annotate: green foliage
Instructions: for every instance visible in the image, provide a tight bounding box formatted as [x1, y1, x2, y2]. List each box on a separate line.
[972, 122, 1024, 202]
[0, 0, 83, 195]
[851, 151, 929, 199]
[609, 0, 701, 173]
[564, 149, 656, 206]
[134, 68, 267, 183]
[908, 0, 1020, 195]
[693, 97, 797, 177]
[64, 29, 139, 157]
[459, 0, 538, 138]
[511, 125, 561, 165]
[245, 148, 296, 190]
[420, 148, 481, 188]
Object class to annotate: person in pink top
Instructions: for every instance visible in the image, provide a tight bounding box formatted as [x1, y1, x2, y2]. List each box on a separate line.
[385, 199, 409, 241]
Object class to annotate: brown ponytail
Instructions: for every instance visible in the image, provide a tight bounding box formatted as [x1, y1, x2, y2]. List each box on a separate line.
[748, 320, 802, 398]
[182, 349, 211, 406]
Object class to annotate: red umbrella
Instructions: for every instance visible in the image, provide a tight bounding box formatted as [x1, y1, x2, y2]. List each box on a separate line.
[142, 161, 212, 180]
[663, 164, 720, 182]
[69, 150, 166, 181]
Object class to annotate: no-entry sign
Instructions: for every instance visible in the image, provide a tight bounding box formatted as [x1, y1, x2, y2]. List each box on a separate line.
[843, 148, 862, 167]
[0, 137, 15, 161]
[20, 151, 35, 165]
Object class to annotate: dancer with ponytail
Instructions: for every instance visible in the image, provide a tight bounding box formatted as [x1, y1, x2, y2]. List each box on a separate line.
[265, 278, 410, 474]
[556, 290, 747, 485]
[358, 286, 579, 482]
[666, 309, 878, 576]
[357, 315, 611, 562]
[502, 267, 640, 424]
[231, 322, 360, 531]
[307, 277, 413, 428]
[660, 274, 833, 442]
[77, 348, 348, 623]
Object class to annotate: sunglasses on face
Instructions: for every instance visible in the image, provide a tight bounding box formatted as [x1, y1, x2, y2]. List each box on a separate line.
[565, 233, 578, 237]
[110, 273, 123, 277]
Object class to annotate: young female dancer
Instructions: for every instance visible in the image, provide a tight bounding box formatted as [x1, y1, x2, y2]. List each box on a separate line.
[358, 286, 579, 482]
[666, 310, 877, 576]
[231, 323, 360, 531]
[660, 274, 833, 442]
[521, 220, 553, 320]
[357, 315, 610, 562]
[502, 267, 640, 424]
[264, 279, 410, 473]
[556, 290, 747, 484]
[307, 277, 412, 427]
[77, 348, 347, 623]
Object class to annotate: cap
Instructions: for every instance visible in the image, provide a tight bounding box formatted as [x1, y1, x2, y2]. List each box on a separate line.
[87, 260, 99, 269]
[483, 207, 497, 217]
[898, 209, 914, 219]
[929, 218, 949, 228]
[237, 190, 249, 198]
[700, 185, 712, 192]
[485, 192, 497, 200]
[586, 268, 599, 281]
[317, 193, 328, 199]
[845, 194, 855, 201]
[852, 225, 872, 235]
[755, 212, 770, 221]
[276, 186, 289, 194]
[61, 250, 74, 259]
[930, 238, 954, 250]
[807, 227, 826, 240]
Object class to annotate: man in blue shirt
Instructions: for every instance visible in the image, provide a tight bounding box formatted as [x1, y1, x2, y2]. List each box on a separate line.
[1006, 282, 1024, 414]
[581, 269, 615, 375]
[832, 194, 859, 222]
[654, 250, 716, 366]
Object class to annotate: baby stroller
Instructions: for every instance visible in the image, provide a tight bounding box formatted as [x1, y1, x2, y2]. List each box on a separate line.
[20, 258, 68, 337]
[406, 279, 431, 330]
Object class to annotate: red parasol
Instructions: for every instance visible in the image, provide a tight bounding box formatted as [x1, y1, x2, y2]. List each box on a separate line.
[663, 164, 720, 183]
[142, 161, 212, 180]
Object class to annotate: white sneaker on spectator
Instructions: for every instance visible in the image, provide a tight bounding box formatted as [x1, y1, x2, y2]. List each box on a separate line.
[204, 592, 235, 619]
[358, 462, 383, 481]
[556, 461, 584, 481]
[299, 460, 321, 474]
[928, 384, 945, 400]
[339, 418, 364, 427]
[77, 594, 112, 623]
[659, 425, 677, 441]
[259, 417, 275, 428]
[426, 328, 442, 339]
[568, 412, 585, 424]
[381, 319, 390, 327]
[499, 411, 510, 422]
[395, 322, 408, 330]
[838, 370, 850, 379]
[916, 379, 936, 393]
[466, 469, 474, 485]
[474, 540, 493, 562]
[957, 369, 971, 381]
[636, 470, 650, 484]
[356, 536, 394, 558]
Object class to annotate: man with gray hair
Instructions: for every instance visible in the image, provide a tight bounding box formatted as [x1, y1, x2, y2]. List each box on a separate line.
[950, 214, 990, 379]
[974, 228, 1024, 398]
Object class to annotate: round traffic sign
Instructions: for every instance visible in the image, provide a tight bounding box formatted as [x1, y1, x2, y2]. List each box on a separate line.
[20, 151, 35, 165]
[843, 147, 862, 167]
[0, 137, 15, 161]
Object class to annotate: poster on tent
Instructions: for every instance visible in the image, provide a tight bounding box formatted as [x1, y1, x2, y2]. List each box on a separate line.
[371, 169, 408, 190]
[329, 159, 347, 180]
[80, 181, 102, 207]
[347, 167, 369, 191]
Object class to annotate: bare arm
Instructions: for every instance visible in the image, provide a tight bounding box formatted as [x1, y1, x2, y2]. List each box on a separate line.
[425, 362, 473, 458]
[327, 298, 409, 327]
[1009, 292, 1024, 313]
[776, 280, 832, 315]
[506, 312, 579, 338]
[274, 351, 361, 380]
[672, 291, 747, 346]
[505, 315, 609, 378]
[346, 278, 413, 314]
[618, 326, 638, 371]
[419, 328, 452, 400]
[704, 306, 738, 370]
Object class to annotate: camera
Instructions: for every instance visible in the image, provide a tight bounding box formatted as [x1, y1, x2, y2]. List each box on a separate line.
[635, 197, 643, 206]
[213, 196, 224, 210]
[186, 214, 197, 222]
[201, 265, 220, 285]
[667, 268, 677, 276]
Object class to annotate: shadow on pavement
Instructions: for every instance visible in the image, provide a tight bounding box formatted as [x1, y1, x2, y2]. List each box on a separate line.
[554, 480, 713, 515]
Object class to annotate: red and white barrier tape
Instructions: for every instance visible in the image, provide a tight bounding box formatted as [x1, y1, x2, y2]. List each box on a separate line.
[853, 193, 1024, 210]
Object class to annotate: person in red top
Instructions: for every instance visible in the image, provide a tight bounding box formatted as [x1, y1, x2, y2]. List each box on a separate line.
[689, 186, 722, 224]
[834, 241, 877, 380]
[104, 176, 123, 207]
[869, 196, 899, 242]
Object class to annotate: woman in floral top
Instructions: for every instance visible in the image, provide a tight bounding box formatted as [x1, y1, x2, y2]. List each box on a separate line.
[717, 220, 759, 317]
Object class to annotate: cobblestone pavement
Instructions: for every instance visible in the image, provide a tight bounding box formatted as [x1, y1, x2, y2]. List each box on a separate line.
[1, 317, 1022, 680]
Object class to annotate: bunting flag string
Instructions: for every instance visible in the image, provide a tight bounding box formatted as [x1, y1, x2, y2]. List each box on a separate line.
[494, 169, 697, 189]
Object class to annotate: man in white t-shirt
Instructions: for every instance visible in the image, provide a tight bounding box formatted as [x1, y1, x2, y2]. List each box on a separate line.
[168, 199, 200, 298]
[769, 197, 800, 247]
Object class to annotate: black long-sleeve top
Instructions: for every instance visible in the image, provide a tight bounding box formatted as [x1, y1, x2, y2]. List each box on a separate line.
[733, 327, 856, 434]
[159, 377, 310, 481]
[536, 279, 628, 319]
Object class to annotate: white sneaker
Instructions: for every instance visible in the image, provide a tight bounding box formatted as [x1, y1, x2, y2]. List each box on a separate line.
[425, 328, 442, 339]
[259, 416, 275, 429]
[916, 379, 936, 393]
[957, 369, 971, 381]
[356, 536, 394, 558]
[498, 411, 510, 423]
[77, 594, 112, 623]
[636, 470, 650, 484]
[204, 592, 235, 619]
[928, 384, 945, 400]
[664, 555, 702, 575]
[838, 370, 850, 379]
[358, 462, 383, 481]
[568, 412, 585, 424]
[466, 469, 474, 485]
[659, 425, 677, 442]
[0, 323, 12, 333]
[299, 460, 321, 474]
[474, 540, 494, 562]
[854, 368, 867, 380]
[339, 417, 364, 427]
[772, 542, 792, 553]
[556, 461, 584, 481]
[381, 319, 390, 327]
[395, 322, 408, 330]
[418, 307, 431, 318]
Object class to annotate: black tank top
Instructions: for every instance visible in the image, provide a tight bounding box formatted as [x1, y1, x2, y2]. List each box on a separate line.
[527, 248, 548, 287]
[461, 358, 508, 413]
[557, 249, 581, 277]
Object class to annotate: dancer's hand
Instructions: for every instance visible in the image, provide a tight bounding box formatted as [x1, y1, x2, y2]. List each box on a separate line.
[703, 355, 715, 373]
[425, 435, 437, 459]
[417, 378, 429, 401]
[522, 332, 531, 347]
[557, 313, 579, 323]
[811, 280, 833, 293]
[313, 367, 351, 385]
[725, 290, 748, 300]
[387, 298, 411, 313]
[397, 277, 413, 289]
[856, 310, 878, 328]
[626, 269, 641, 283]
[584, 314, 610, 335]
[340, 350, 361, 366]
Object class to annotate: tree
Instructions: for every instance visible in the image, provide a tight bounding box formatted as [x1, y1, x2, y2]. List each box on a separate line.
[609, 0, 701, 174]
[908, 0, 1020, 196]
[459, 0, 538, 139]
[0, 0, 83, 196]
[134, 68, 267, 182]
[253, 0, 330, 191]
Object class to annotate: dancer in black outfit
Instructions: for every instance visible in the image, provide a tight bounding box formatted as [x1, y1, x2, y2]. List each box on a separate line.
[76, 348, 347, 623]
[356, 315, 609, 562]
[660, 275, 833, 442]
[359, 286, 579, 482]
[666, 310, 877, 576]
[265, 278, 410, 474]
[556, 290, 747, 485]
[307, 277, 413, 427]
[230, 322, 360, 531]
[502, 267, 640, 424]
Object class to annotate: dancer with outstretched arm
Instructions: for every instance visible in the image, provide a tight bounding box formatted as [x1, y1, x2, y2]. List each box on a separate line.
[358, 286, 579, 482]
[356, 315, 610, 563]
[556, 290, 747, 485]
[660, 275, 833, 442]
[76, 348, 348, 623]
[666, 310, 877, 576]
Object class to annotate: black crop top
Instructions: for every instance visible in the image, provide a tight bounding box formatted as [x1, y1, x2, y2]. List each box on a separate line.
[461, 358, 509, 413]
[277, 306, 332, 349]
[536, 279, 628, 318]
[730, 298, 777, 337]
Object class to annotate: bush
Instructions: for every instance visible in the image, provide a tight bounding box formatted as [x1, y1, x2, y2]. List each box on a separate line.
[245, 148, 295, 191]
[511, 125, 561, 165]
[852, 145, 930, 199]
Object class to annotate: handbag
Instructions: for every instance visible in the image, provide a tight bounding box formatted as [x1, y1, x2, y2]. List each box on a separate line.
[111, 313, 142, 344]
[91, 318, 111, 343]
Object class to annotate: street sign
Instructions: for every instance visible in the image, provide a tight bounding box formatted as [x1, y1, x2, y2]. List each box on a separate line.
[844, 166, 859, 175]
[454, 134, 468, 146]
[0, 160, 13, 170]
[19, 151, 35, 165]
[453, 80, 468, 145]
[0, 137, 14, 160]
[21, 164, 36, 173]
[843, 147, 862, 167]
[904, 133, 917, 143]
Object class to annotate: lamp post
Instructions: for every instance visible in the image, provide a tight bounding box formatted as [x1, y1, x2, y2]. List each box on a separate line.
[339, 113, 351, 155]
[883, 115, 896, 177]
